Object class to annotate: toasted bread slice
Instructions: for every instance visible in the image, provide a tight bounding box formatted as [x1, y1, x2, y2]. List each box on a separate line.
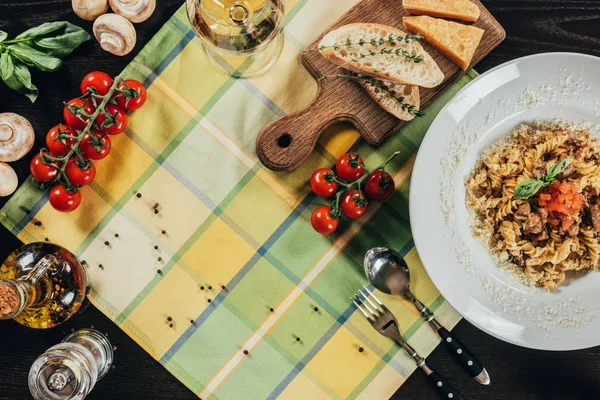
[403, 0, 481, 22]
[403, 16, 484, 70]
[319, 23, 444, 88]
[358, 77, 420, 121]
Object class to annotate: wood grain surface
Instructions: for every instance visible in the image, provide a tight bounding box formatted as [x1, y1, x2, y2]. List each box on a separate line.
[1, 1, 600, 399]
[256, 0, 504, 171]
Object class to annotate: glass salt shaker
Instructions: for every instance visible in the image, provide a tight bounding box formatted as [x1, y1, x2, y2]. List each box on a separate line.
[28, 328, 114, 400]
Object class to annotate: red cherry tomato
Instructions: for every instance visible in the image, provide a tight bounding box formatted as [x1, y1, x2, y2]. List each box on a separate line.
[65, 158, 96, 186]
[49, 184, 81, 212]
[30, 153, 59, 183]
[340, 190, 368, 219]
[45, 124, 77, 156]
[80, 71, 114, 96]
[96, 104, 128, 135]
[336, 152, 365, 182]
[63, 98, 95, 130]
[114, 79, 147, 110]
[311, 206, 339, 235]
[364, 170, 395, 200]
[79, 130, 111, 160]
[310, 168, 338, 198]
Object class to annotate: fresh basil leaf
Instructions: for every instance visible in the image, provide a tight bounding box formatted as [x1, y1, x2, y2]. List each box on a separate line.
[0, 31, 7, 43]
[16, 21, 91, 58]
[9, 44, 62, 72]
[15, 21, 72, 41]
[547, 157, 573, 178]
[514, 179, 544, 199]
[0, 52, 14, 80]
[2, 59, 38, 102]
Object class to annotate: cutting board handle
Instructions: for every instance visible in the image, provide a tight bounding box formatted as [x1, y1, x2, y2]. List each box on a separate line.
[256, 91, 335, 172]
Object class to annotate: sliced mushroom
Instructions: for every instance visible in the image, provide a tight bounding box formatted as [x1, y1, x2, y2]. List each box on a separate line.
[0, 113, 35, 162]
[0, 162, 18, 197]
[72, 0, 109, 21]
[109, 0, 156, 23]
[93, 13, 137, 56]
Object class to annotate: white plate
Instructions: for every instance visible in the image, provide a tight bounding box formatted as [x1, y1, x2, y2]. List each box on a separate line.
[410, 53, 600, 351]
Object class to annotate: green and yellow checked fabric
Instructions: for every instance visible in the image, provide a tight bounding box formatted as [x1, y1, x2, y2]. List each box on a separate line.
[1, 1, 477, 398]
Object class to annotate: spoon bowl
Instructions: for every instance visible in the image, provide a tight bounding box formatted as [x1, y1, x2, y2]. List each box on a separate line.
[363, 247, 410, 296]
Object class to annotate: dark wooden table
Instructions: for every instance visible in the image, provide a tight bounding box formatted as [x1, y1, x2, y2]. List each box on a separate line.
[1, 1, 599, 399]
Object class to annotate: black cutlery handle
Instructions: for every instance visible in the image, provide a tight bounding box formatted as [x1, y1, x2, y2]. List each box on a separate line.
[438, 326, 485, 379]
[425, 370, 463, 400]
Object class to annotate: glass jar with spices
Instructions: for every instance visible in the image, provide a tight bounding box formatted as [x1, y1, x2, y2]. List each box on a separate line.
[0, 242, 87, 329]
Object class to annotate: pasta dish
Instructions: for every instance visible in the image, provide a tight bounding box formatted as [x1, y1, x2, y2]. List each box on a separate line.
[466, 122, 600, 289]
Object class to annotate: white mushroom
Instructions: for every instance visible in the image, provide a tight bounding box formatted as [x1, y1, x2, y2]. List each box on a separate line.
[0, 113, 35, 162]
[0, 162, 18, 197]
[72, 0, 109, 21]
[109, 0, 156, 23]
[93, 13, 137, 56]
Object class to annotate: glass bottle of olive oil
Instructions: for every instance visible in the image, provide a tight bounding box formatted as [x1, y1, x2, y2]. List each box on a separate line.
[0, 242, 87, 329]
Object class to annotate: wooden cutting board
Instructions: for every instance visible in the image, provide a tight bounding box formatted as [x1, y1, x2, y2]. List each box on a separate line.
[256, 0, 505, 171]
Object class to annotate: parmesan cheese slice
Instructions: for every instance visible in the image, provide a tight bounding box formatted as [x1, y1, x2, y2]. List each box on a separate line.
[403, 0, 481, 23]
[403, 16, 484, 70]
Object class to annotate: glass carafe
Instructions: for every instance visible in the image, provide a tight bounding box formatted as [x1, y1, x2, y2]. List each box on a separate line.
[0, 242, 87, 329]
[28, 328, 113, 400]
[186, 0, 284, 77]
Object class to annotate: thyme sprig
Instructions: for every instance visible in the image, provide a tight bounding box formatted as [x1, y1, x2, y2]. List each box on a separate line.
[320, 74, 424, 117]
[308, 33, 424, 63]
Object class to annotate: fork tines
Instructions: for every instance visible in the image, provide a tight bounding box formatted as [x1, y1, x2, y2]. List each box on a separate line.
[352, 286, 385, 322]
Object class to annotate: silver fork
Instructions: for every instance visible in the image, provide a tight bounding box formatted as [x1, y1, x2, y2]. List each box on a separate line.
[353, 287, 463, 400]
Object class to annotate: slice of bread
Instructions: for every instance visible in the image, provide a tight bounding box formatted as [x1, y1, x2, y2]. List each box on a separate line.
[403, 16, 484, 70]
[319, 23, 444, 88]
[403, 0, 481, 23]
[358, 77, 420, 121]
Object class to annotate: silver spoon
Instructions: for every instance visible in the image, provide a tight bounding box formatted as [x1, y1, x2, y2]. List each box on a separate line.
[364, 247, 490, 385]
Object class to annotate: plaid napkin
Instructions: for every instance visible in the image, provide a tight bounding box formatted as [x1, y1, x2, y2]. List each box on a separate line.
[1, 1, 477, 398]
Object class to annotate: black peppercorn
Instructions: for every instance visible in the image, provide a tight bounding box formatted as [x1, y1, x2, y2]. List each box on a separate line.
[161, 230, 167, 234]
[269, 308, 274, 312]
[169, 323, 173, 328]
[208, 286, 212, 290]
[98, 264, 104, 270]
[154, 209, 159, 214]
[359, 347, 364, 353]
[104, 241, 110, 246]
[158, 257, 163, 262]
[314, 307, 319, 312]
[114, 233, 119, 238]
[157, 269, 163, 275]
[243, 350, 248, 355]
[167, 316, 172, 322]
[296, 337, 300, 342]
[207, 299, 212, 303]
[200, 286, 204, 290]
[136, 193, 142, 198]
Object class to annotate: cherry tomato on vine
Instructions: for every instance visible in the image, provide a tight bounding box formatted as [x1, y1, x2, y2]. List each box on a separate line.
[340, 190, 368, 219]
[114, 79, 147, 110]
[45, 124, 77, 156]
[65, 158, 96, 186]
[80, 71, 114, 96]
[311, 206, 339, 235]
[63, 98, 95, 130]
[49, 184, 81, 212]
[79, 130, 111, 160]
[96, 104, 128, 135]
[336, 152, 365, 182]
[30, 153, 59, 183]
[364, 170, 395, 200]
[310, 168, 338, 198]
